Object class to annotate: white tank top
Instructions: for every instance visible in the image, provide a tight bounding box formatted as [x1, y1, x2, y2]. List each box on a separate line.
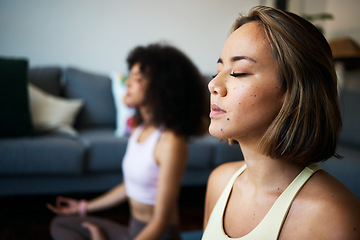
[202, 164, 321, 239]
[122, 125, 163, 205]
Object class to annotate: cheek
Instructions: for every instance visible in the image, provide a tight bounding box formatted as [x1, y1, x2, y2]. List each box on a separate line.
[230, 85, 282, 127]
[242, 86, 283, 123]
[230, 85, 256, 112]
[124, 85, 147, 105]
[139, 86, 148, 100]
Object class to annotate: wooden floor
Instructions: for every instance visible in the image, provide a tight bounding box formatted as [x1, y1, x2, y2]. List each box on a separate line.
[0, 186, 205, 240]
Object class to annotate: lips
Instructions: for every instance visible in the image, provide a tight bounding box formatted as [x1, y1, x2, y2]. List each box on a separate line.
[210, 104, 226, 118]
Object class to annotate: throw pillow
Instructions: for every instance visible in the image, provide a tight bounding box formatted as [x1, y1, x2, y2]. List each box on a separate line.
[28, 67, 62, 96]
[28, 83, 84, 137]
[0, 57, 34, 137]
[110, 72, 135, 137]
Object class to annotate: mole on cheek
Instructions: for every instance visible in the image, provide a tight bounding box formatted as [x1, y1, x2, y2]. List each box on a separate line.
[227, 118, 230, 120]
[220, 128, 223, 131]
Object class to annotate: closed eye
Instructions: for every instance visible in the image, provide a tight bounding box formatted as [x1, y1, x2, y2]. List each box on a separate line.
[230, 73, 250, 77]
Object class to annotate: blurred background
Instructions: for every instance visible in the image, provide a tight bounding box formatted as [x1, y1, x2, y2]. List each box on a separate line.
[1, 1, 359, 239]
[1, 0, 359, 76]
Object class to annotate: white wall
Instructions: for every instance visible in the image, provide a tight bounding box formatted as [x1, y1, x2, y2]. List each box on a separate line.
[324, 0, 360, 42]
[288, 0, 360, 43]
[1, 0, 359, 75]
[0, 0, 259, 75]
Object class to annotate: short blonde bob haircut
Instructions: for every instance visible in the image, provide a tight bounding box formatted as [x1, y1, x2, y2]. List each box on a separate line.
[231, 6, 342, 165]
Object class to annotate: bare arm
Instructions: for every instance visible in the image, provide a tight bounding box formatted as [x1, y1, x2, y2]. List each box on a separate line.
[134, 131, 188, 240]
[47, 182, 127, 215]
[86, 182, 127, 213]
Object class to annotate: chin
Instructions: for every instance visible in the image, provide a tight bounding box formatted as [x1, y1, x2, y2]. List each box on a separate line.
[124, 100, 134, 107]
[209, 124, 228, 140]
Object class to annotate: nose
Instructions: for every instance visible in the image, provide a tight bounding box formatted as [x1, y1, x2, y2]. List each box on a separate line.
[208, 75, 227, 97]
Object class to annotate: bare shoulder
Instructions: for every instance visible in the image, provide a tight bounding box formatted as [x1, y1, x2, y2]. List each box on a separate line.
[156, 130, 187, 151]
[284, 169, 360, 239]
[203, 161, 245, 229]
[206, 161, 245, 203]
[207, 161, 245, 192]
[155, 130, 187, 164]
[158, 130, 187, 147]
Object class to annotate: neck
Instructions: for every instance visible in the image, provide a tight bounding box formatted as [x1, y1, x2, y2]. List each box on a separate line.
[139, 106, 153, 126]
[239, 143, 305, 192]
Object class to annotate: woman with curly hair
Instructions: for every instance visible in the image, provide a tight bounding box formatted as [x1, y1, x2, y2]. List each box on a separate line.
[48, 43, 208, 240]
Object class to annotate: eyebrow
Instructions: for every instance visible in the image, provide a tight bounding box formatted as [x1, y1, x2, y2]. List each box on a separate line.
[217, 55, 256, 64]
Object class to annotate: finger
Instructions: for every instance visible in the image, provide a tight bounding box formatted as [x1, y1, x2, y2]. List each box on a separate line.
[56, 196, 73, 207]
[46, 204, 61, 214]
[56, 196, 65, 207]
[47, 203, 74, 215]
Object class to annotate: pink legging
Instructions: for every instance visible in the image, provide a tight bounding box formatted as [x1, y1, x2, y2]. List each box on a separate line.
[50, 215, 181, 240]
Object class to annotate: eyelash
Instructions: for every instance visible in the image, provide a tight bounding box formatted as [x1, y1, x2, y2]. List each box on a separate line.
[230, 73, 249, 77]
[212, 73, 249, 79]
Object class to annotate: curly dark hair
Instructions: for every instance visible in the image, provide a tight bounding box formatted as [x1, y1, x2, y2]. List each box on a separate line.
[126, 43, 208, 138]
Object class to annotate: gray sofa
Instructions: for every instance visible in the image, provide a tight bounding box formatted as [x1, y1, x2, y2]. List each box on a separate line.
[0, 66, 242, 196]
[0, 66, 359, 199]
[319, 88, 360, 199]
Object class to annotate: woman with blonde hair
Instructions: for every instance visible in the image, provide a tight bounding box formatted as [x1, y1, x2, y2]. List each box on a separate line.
[203, 6, 360, 239]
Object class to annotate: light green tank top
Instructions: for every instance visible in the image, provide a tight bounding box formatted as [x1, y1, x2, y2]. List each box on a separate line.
[202, 164, 321, 240]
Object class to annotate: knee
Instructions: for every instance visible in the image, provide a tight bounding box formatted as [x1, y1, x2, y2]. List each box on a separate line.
[50, 216, 68, 238]
[50, 216, 85, 240]
[50, 215, 68, 229]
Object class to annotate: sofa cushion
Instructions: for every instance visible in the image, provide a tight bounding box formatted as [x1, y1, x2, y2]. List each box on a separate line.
[0, 57, 34, 137]
[28, 83, 83, 136]
[64, 67, 116, 128]
[187, 134, 217, 169]
[0, 135, 85, 175]
[319, 145, 360, 199]
[339, 89, 360, 148]
[78, 129, 128, 172]
[0, 174, 123, 196]
[28, 66, 62, 96]
[214, 140, 244, 166]
[182, 170, 213, 186]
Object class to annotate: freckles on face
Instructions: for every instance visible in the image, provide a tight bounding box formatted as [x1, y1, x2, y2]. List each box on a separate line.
[209, 22, 284, 141]
[234, 83, 283, 137]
